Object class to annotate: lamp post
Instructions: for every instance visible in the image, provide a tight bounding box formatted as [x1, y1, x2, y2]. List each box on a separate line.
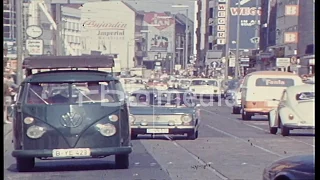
[234, 0, 241, 79]
[15, 0, 23, 85]
[172, 5, 189, 70]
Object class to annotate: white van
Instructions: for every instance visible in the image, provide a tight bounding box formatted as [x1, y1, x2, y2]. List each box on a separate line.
[240, 71, 303, 120]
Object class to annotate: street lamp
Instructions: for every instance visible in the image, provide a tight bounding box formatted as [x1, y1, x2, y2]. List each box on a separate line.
[172, 5, 189, 70]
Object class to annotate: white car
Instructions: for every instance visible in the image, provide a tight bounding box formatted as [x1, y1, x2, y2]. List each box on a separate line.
[268, 84, 315, 136]
[189, 78, 221, 101]
[229, 88, 242, 114]
[123, 78, 145, 94]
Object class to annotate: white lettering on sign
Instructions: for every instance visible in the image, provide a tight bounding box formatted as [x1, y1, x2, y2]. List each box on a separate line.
[217, 39, 226, 45]
[218, 18, 226, 24]
[217, 25, 226, 31]
[241, 20, 260, 26]
[218, 0, 226, 2]
[266, 80, 285, 86]
[285, 5, 299, 16]
[238, 0, 251, 5]
[218, 11, 226, 18]
[230, 7, 261, 16]
[284, 32, 298, 43]
[217, 32, 226, 38]
[218, 4, 226, 11]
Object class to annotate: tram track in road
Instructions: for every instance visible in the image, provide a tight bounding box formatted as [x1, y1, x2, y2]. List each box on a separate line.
[164, 135, 230, 180]
[200, 108, 315, 148]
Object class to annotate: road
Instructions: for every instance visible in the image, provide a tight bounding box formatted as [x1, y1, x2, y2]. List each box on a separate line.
[4, 100, 315, 180]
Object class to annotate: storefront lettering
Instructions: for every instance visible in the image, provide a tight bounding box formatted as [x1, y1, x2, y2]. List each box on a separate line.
[230, 7, 261, 16]
[83, 20, 127, 29]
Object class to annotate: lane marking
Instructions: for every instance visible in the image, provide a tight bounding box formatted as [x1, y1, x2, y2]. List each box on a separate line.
[200, 108, 315, 147]
[164, 135, 229, 180]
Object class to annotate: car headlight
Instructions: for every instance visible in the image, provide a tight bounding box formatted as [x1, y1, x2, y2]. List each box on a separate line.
[95, 123, 116, 137]
[26, 125, 46, 139]
[24, 117, 34, 124]
[288, 114, 294, 120]
[181, 114, 192, 123]
[129, 115, 135, 124]
[109, 114, 119, 122]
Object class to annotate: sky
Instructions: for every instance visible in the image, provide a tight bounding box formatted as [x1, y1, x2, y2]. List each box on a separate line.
[66, 0, 196, 20]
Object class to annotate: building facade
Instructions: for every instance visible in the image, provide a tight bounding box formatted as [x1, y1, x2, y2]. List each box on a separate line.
[61, 6, 82, 56]
[297, 0, 314, 75]
[259, 0, 314, 75]
[80, 1, 144, 72]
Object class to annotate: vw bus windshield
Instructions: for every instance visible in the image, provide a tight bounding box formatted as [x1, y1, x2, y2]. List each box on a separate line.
[26, 81, 124, 105]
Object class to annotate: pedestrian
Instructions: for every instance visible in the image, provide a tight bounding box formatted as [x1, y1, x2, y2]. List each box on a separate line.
[4, 80, 12, 124]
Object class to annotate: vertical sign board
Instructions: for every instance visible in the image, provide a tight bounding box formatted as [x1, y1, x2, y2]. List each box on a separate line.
[228, 0, 261, 49]
[216, 1, 227, 45]
[26, 39, 44, 55]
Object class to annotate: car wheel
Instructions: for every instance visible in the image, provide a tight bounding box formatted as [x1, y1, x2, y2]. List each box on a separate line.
[268, 114, 278, 134]
[131, 134, 138, 140]
[16, 157, 35, 172]
[241, 110, 252, 120]
[280, 120, 290, 136]
[232, 107, 241, 114]
[115, 154, 129, 169]
[187, 131, 198, 140]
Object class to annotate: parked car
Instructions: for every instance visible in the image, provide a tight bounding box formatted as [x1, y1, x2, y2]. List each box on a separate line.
[268, 84, 314, 136]
[128, 89, 200, 140]
[12, 55, 132, 171]
[263, 154, 314, 180]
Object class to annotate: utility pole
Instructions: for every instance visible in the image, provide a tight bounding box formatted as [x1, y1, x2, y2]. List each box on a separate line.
[55, 4, 62, 55]
[16, 0, 23, 85]
[185, 8, 189, 70]
[254, 0, 259, 50]
[234, 0, 241, 79]
[224, 0, 231, 81]
[171, 15, 176, 75]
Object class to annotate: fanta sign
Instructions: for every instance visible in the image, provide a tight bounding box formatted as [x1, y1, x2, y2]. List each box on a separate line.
[230, 7, 261, 16]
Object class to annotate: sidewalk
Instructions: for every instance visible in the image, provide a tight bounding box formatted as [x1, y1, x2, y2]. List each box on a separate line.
[4, 110, 12, 136]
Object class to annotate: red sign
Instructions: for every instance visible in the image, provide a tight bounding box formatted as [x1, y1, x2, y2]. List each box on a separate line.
[82, 20, 127, 30]
[144, 13, 174, 30]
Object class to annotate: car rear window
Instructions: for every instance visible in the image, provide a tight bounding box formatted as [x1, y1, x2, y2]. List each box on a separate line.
[255, 78, 295, 87]
[296, 92, 315, 100]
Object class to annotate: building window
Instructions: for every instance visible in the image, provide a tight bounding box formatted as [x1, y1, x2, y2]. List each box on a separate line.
[209, 43, 213, 50]
[209, 26, 213, 36]
[41, 23, 51, 30]
[209, 8, 213, 18]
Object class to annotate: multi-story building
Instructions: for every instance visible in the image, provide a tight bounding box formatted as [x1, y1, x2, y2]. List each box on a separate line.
[297, 0, 314, 75]
[61, 5, 82, 56]
[4, 0, 17, 59]
[259, 0, 314, 75]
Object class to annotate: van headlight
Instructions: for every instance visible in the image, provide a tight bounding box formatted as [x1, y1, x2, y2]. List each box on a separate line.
[26, 125, 46, 139]
[95, 123, 116, 137]
[181, 114, 192, 123]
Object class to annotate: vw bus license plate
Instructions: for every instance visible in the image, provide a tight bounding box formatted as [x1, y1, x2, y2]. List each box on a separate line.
[147, 129, 169, 133]
[52, 148, 91, 157]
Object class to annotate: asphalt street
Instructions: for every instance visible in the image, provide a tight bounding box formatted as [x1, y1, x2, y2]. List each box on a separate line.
[4, 100, 315, 180]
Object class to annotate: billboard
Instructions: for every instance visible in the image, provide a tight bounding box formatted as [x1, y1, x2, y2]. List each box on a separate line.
[80, 1, 135, 70]
[143, 12, 175, 61]
[228, 0, 261, 50]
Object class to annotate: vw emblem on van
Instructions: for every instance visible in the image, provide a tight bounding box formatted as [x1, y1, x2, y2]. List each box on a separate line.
[60, 112, 83, 128]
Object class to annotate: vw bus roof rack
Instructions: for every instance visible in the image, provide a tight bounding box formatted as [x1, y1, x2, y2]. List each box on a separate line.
[23, 55, 115, 76]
